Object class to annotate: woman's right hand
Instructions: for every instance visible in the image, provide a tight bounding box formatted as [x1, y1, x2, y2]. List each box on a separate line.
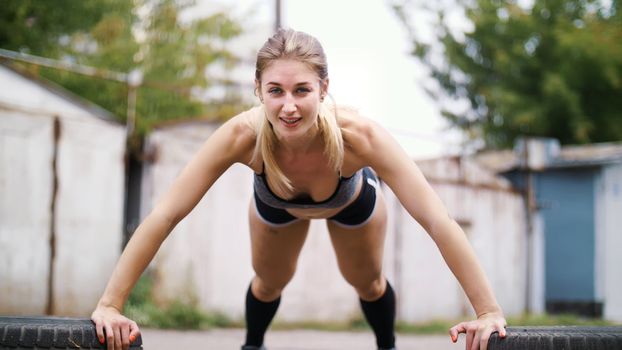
[91, 305, 140, 350]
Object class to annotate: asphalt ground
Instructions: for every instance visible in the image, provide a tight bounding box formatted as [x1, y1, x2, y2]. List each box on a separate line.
[140, 328, 465, 350]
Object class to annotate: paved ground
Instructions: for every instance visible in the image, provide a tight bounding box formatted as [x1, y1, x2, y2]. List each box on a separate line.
[140, 328, 466, 350]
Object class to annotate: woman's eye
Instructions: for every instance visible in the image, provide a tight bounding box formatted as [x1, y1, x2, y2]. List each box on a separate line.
[267, 87, 310, 95]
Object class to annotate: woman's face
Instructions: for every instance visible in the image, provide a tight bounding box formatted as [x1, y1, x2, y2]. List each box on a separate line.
[257, 59, 328, 142]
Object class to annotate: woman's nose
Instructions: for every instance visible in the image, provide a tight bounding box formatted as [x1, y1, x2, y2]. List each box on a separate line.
[282, 94, 296, 113]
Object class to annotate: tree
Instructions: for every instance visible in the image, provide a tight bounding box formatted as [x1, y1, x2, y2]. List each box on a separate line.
[1, 0, 249, 135]
[0, 0, 134, 56]
[134, 0, 247, 133]
[392, 0, 622, 148]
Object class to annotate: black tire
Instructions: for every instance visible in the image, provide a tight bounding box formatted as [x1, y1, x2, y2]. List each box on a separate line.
[0, 316, 142, 349]
[488, 326, 622, 350]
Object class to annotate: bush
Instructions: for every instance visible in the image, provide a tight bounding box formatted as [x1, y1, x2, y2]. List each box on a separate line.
[124, 272, 235, 329]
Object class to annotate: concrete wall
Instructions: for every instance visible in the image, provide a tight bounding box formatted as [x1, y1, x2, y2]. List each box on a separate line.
[142, 125, 528, 323]
[0, 65, 125, 316]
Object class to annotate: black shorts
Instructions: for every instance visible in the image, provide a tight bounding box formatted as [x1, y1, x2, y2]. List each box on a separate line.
[253, 167, 379, 228]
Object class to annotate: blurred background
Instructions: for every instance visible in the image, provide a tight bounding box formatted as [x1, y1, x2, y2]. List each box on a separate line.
[1, 0, 621, 332]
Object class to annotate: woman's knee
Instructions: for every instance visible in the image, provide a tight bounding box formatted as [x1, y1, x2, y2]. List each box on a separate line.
[251, 247, 299, 290]
[345, 273, 386, 301]
[252, 273, 294, 301]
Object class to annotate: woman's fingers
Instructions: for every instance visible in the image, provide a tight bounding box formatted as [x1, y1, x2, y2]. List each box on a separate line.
[113, 323, 122, 350]
[92, 317, 105, 344]
[129, 321, 141, 343]
[474, 325, 493, 350]
[466, 324, 476, 350]
[121, 323, 131, 350]
[472, 321, 507, 350]
[449, 322, 467, 342]
[498, 323, 507, 338]
[91, 307, 139, 350]
[452, 313, 507, 350]
[105, 322, 115, 350]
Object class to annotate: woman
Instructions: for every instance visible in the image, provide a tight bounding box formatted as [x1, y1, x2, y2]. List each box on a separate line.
[91, 28, 507, 350]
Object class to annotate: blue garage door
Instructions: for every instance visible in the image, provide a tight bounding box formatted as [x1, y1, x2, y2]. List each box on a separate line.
[537, 169, 595, 302]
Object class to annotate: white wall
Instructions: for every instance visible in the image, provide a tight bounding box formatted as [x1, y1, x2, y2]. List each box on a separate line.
[0, 65, 125, 316]
[529, 212, 546, 314]
[143, 128, 528, 323]
[142, 123, 361, 322]
[52, 116, 126, 315]
[599, 164, 622, 321]
[387, 158, 527, 322]
[0, 110, 54, 314]
[142, 123, 255, 317]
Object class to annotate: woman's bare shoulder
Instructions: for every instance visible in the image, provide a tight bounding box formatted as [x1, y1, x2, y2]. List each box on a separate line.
[215, 106, 262, 165]
[335, 104, 381, 155]
[228, 106, 262, 139]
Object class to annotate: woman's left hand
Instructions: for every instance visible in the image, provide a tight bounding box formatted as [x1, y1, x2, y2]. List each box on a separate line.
[449, 312, 507, 350]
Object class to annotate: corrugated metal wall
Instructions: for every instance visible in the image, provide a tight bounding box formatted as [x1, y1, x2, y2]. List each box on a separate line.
[0, 109, 54, 314]
[52, 116, 126, 315]
[390, 158, 527, 322]
[0, 65, 126, 316]
[0, 105, 126, 316]
[598, 164, 622, 321]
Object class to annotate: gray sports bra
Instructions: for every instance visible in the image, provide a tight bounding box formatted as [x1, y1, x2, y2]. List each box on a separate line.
[253, 169, 362, 209]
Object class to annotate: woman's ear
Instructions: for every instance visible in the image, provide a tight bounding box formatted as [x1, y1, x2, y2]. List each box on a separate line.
[320, 78, 330, 101]
[255, 79, 263, 103]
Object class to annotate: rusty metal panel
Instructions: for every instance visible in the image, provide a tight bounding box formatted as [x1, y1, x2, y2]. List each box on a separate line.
[0, 110, 54, 314]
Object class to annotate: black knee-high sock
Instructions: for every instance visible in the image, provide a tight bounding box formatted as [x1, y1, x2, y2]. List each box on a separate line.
[360, 280, 396, 349]
[244, 283, 281, 347]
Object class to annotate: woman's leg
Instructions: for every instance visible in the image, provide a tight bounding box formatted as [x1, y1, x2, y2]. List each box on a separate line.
[326, 192, 396, 349]
[244, 200, 310, 347]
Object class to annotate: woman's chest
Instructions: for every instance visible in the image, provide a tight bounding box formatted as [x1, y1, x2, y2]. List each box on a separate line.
[279, 158, 337, 200]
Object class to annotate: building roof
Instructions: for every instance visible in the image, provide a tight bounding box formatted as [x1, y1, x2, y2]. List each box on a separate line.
[475, 141, 622, 173]
[415, 155, 518, 193]
[0, 61, 119, 123]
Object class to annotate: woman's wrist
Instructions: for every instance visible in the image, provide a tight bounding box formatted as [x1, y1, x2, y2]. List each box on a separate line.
[96, 297, 122, 311]
[476, 305, 504, 318]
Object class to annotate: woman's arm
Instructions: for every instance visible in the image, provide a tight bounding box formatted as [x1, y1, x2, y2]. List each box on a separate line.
[351, 118, 506, 350]
[92, 112, 257, 350]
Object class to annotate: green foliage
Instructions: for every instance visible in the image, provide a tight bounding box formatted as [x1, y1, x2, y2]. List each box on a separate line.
[393, 0, 622, 148]
[125, 274, 620, 332]
[273, 313, 619, 334]
[0, 0, 134, 56]
[1, 0, 250, 136]
[396, 319, 455, 334]
[125, 273, 236, 329]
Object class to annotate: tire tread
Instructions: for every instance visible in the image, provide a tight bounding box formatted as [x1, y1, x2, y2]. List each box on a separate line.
[488, 326, 622, 350]
[0, 316, 142, 349]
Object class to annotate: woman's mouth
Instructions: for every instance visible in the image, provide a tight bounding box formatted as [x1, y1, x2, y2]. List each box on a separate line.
[280, 117, 302, 127]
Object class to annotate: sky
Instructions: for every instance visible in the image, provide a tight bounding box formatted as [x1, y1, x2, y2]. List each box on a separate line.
[188, 0, 465, 158]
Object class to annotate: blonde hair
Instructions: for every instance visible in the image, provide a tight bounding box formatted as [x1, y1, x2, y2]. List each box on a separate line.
[252, 29, 344, 197]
